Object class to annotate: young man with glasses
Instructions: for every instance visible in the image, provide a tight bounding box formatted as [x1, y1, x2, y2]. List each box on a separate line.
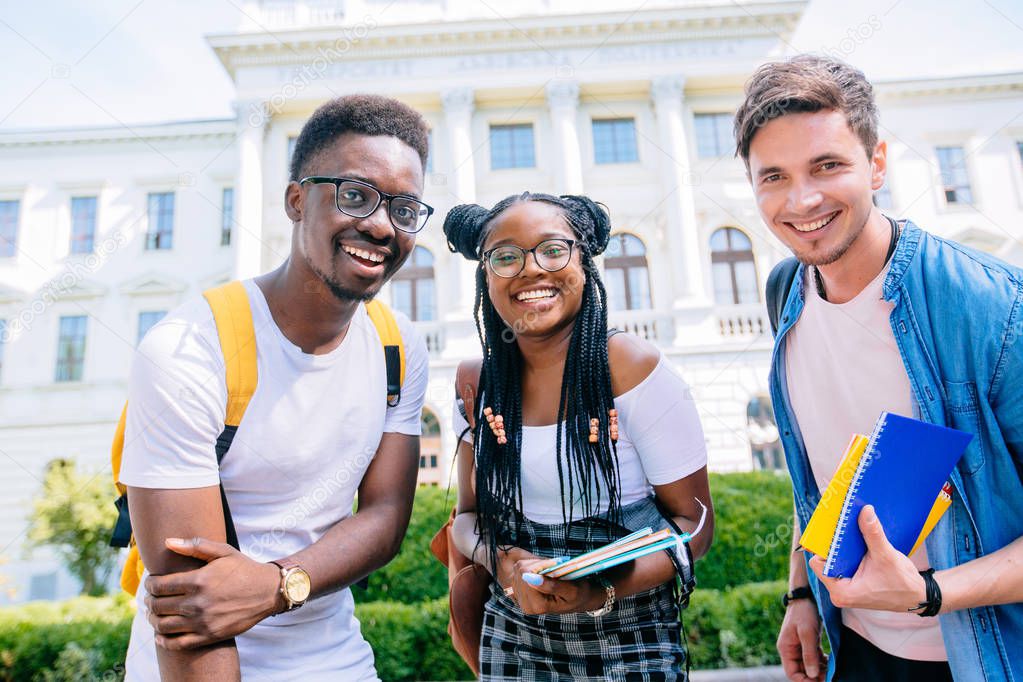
[736, 55, 1023, 681]
[118, 95, 432, 681]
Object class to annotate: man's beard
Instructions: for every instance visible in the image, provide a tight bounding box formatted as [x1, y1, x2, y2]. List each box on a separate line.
[794, 212, 867, 267]
[311, 261, 378, 303]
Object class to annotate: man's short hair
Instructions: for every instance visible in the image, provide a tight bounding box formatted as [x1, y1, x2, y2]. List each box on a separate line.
[289, 94, 430, 181]
[733, 55, 879, 164]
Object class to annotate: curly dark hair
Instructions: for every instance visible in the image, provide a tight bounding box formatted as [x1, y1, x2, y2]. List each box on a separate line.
[443, 192, 621, 574]
[288, 94, 430, 181]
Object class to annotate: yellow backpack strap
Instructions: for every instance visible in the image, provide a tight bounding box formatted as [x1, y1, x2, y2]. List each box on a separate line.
[364, 300, 405, 406]
[203, 281, 258, 428]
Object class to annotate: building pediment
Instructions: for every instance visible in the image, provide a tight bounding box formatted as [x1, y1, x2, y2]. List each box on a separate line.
[199, 271, 233, 291]
[0, 283, 22, 304]
[118, 274, 188, 298]
[51, 278, 108, 301]
[949, 227, 1007, 256]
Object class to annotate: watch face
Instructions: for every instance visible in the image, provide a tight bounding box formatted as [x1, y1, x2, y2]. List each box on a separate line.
[284, 569, 311, 603]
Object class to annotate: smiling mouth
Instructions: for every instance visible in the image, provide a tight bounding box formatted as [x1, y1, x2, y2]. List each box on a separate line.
[514, 287, 559, 303]
[338, 243, 388, 269]
[786, 210, 840, 233]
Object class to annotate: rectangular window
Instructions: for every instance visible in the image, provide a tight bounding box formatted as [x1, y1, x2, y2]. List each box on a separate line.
[137, 311, 167, 346]
[419, 455, 427, 468]
[426, 130, 434, 173]
[0, 199, 19, 258]
[1017, 140, 1023, 165]
[592, 118, 639, 164]
[287, 135, 298, 175]
[146, 192, 175, 250]
[70, 196, 97, 254]
[55, 315, 87, 382]
[221, 188, 234, 246]
[0, 319, 6, 384]
[935, 146, 973, 205]
[694, 113, 734, 158]
[490, 124, 536, 170]
[430, 454, 438, 468]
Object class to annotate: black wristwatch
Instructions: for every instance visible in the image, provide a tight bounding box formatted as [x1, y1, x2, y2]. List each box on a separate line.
[783, 585, 815, 608]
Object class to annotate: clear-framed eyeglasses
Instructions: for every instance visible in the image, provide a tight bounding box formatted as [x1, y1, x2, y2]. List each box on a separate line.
[482, 238, 577, 278]
[299, 176, 434, 234]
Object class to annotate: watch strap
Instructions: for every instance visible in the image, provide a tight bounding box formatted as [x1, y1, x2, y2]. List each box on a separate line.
[783, 585, 814, 608]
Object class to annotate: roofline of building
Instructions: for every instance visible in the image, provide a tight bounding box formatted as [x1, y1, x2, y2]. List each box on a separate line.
[206, 1, 809, 79]
[0, 118, 236, 148]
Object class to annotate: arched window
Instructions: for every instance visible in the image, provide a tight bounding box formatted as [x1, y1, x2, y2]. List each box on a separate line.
[710, 227, 759, 305]
[392, 246, 436, 321]
[603, 233, 651, 311]
[747, 395, 783, 470]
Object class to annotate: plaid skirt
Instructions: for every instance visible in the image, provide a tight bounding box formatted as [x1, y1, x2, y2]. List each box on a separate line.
[479, 497, 687, 681]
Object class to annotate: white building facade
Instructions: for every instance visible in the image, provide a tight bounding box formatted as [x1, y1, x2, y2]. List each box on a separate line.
[1, 0, 1022, 601]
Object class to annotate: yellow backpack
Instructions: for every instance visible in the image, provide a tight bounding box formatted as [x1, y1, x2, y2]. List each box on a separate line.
[109, 280, 406, 595]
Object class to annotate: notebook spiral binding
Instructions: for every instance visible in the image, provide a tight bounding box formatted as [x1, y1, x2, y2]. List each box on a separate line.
[824, 413, 889, 577]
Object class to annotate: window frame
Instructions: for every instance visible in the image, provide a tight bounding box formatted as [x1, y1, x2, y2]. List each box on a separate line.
[693, 112, 735, 159]
[710, 227, 759, 305]
[145, 191, 175, 251]
[69, 196, 98, 255]
[603, 233, 652, 311]
[0, 199, 20, 258]
[489, 123, 536, 170]
[592, 117, 639, 165]
[55, 315, 88, 382]
[391, 246, 436, 322]
[935, 145, 974, 206]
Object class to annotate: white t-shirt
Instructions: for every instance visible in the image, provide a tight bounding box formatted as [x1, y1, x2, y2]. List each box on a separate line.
[119, 279, 429, 681]
[785, 265, 947, 662]
[452, 355, 707, 523]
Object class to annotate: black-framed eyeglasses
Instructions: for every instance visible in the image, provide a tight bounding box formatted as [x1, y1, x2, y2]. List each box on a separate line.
[482, 238, 577, 278]
[300, 176, 434, 234]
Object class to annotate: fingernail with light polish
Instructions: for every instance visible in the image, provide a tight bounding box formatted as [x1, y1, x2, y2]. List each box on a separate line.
[523, 573, 544, 586]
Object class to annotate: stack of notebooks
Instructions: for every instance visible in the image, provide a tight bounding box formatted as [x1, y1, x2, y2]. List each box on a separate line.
[537, 528, 681, 581]
[799, 412, 972, 578]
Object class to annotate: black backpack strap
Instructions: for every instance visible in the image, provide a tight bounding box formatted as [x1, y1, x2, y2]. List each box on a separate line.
[215, 426, 240, 550]
[383, 345, 402, 407]
[766, 257, 801, 337]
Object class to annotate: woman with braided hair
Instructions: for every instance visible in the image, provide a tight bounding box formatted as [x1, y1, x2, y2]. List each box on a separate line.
[445, 191, 713, 680]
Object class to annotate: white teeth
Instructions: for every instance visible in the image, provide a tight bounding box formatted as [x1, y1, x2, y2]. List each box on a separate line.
[515, 288, 557, 302]
[341, 245, 385, 263]
[791, 212, 838, 232]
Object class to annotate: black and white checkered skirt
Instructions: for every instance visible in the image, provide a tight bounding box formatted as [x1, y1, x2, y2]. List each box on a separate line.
[479, 497, 688, 681]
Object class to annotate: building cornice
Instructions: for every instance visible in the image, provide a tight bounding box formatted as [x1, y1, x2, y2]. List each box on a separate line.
[0, 119, 236, 149]
[876, 72, 1023, 101]
[207, 2, 808, 79]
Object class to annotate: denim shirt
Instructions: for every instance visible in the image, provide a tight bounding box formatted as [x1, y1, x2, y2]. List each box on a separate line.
[769, 220, 1023, 681]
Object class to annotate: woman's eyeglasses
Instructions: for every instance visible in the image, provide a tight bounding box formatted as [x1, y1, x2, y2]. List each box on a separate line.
[482, 238, 576, 278]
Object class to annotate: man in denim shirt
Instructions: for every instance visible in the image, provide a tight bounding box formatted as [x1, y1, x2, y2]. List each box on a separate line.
[734, 55, 1023, 681]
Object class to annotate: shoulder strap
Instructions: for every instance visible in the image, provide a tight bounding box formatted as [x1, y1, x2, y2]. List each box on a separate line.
[364, 299, 406, 407]
[455, 360, 482, 431]
[202, 280, 258, 551]
[766, 257, 801, 337]
[203, 281, 258, 428]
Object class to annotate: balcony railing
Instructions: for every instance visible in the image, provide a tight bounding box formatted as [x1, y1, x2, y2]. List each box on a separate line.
[716, 304, 769, 340]
[413, 321, 445, 356]
[608, 310, 674, 345]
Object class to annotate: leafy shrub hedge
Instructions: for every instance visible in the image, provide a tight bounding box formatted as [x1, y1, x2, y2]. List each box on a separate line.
[0, 582, 787, 680]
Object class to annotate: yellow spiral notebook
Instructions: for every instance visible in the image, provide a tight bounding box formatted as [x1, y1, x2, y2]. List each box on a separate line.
[799, 434, 953, 558]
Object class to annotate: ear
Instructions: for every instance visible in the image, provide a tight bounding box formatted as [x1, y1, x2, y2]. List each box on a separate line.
[870, 139, 888, 192]
[284, 181, 304, 223]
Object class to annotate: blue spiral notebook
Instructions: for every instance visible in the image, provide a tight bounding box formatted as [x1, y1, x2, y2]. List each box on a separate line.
[823, 412, 972, 579]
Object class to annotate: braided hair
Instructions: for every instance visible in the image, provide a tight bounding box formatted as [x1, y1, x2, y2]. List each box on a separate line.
[444, 191, 621, 573]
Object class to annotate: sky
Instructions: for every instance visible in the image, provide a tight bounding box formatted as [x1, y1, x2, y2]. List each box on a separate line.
[0, 0, 1021, 131]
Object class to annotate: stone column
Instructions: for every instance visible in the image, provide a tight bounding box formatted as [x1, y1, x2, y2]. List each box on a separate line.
[651, 76, 705, 304]
[545, 80, 584, 195]
[442, 88, 478, 322]
[233, 99, 267, 279]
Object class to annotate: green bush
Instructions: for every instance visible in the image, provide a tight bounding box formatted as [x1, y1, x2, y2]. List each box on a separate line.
[0, 583, 787, 679]
[356, 598, 473, 681]
[700, 472, 793, 590]
[361, 486, 454, 604]
[0, 595, 132, 682]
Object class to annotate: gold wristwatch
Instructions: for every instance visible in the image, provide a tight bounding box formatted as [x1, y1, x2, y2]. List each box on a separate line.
[270, 558, 311, 612]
